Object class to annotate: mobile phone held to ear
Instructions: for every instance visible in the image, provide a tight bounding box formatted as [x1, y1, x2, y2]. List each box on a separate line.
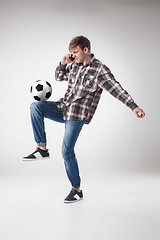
[69, 55, 75, 61]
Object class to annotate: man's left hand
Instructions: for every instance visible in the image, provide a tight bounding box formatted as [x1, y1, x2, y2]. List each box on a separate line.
[133, 107, 145, 118]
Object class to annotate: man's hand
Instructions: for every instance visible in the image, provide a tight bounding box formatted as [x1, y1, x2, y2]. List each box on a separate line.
[133, 107, 145, 118]
[61, 54, 74, 65]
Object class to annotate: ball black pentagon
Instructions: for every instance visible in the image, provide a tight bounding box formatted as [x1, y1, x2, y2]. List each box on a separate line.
[45, 91, 51, 99]
[34, 96, 41, 101]
[36, 84, 43, 92]
[30, 86, 32, 93]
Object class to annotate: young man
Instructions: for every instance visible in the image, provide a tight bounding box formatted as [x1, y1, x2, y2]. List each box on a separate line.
[23, 36, 145, 203]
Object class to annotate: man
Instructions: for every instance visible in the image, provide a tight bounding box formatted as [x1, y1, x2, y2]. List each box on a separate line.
[23, 36, 145, 203]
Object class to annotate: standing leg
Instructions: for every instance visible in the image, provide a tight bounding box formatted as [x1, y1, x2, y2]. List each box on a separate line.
[62, 120, 84, 189]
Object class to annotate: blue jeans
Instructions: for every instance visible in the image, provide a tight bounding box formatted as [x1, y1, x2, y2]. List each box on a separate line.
[30, 101, 84, 189]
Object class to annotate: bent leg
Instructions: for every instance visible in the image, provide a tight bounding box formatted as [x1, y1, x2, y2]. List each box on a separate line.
[62, 120, 84, 189]
[30, 101, 64, 146]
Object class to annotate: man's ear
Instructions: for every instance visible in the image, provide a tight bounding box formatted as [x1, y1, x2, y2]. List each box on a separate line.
[84, 47, 89, 53]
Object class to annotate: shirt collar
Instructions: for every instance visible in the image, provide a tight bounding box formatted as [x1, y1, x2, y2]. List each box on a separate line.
[85, 53, 95, 66]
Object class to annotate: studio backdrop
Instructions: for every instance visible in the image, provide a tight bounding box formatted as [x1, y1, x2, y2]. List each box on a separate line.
[0, 0, 159, 176]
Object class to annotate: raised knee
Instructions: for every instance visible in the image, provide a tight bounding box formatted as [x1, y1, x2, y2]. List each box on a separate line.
[30, 101, 41, 112]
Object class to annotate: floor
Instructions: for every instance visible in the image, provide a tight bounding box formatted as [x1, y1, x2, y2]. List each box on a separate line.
[0, 171, 160, 240]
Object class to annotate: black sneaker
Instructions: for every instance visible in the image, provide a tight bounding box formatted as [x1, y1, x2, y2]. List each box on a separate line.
[23, 147, 50, 161]
[64, 189, 83, 203]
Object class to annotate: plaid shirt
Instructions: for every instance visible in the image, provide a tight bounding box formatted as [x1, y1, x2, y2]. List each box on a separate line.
[55, 55, 138, 124]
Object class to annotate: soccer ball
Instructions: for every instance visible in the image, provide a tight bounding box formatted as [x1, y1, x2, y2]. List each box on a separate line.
[30, 80, 52, 101]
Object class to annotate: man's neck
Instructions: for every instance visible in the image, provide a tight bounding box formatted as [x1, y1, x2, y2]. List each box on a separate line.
[83, 54, 92, 66]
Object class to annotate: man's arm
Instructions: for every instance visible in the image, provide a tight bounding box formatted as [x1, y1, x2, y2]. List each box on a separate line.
[55, 54, 73, 82]
[97, 65, 145, 118]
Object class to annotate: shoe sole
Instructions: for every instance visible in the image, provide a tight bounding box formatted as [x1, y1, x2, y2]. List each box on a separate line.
[64, 197, 83, 203]
[22, 156, 50, 161]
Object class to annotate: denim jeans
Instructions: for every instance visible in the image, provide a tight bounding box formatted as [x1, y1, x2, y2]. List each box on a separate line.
[30, 101, 84, 189]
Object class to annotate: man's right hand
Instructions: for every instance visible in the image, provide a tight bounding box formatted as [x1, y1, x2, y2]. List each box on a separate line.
[61, 54, 73, 65]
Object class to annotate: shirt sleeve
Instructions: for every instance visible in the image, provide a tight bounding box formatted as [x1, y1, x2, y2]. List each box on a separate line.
[55, 63, 71, 82]
[97, 65, 138, 110]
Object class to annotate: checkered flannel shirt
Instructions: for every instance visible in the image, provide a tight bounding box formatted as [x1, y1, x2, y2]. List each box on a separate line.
[55, 55, 138, 124]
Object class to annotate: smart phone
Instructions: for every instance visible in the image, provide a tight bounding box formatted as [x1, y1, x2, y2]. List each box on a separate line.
[69, 55, 75, 61]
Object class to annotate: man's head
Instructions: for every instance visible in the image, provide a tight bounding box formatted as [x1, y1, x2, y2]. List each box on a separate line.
[69, 36, 91, 53]
[69, 36, 91, 64]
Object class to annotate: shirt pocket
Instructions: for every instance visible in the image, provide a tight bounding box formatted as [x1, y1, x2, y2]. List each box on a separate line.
[82, 73, 97, 90]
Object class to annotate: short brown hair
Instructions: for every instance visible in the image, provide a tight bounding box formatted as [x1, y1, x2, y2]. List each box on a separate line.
[69, 36, 91, 52]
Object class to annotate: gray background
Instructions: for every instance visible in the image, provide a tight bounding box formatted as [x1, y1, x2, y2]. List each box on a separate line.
[0, 1, 160, 240]
[0, 0, 159, 174]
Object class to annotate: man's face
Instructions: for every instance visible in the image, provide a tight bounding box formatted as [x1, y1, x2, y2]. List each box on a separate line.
[70, 46, 88, 64]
